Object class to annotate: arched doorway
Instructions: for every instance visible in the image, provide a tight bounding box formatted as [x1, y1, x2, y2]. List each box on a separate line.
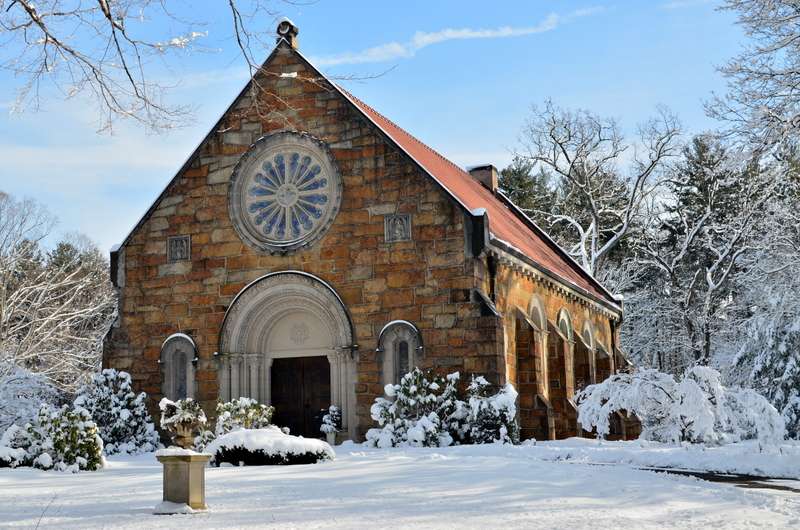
[218, 271, 356, 438]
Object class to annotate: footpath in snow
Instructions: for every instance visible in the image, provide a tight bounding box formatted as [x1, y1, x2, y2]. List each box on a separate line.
[1, 441, 800, 529]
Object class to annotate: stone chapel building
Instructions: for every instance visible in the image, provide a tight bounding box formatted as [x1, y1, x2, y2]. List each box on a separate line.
[104, 21, 633, 441]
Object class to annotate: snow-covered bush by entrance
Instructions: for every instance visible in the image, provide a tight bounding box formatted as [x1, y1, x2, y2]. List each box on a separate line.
[320, 406, 341, 435]
[214, 397, 274, 437]
[205, 426, 334, 466]
[0, 364, 62, 434]
[576, 366, 785, 446]
[0, 404, 104, 472]
[73, 369, 159, 455]
[365, 369, 516, 448]
[193, 397, 274, 450]
[465, 376, 519, 445]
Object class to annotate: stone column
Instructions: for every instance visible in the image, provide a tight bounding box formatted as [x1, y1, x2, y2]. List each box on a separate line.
[218, 355, 230, 402]
[230, 355, 241, 400]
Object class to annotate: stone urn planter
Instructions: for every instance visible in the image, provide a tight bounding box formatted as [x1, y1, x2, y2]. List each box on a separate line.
[159, 398, 207, 449]
[154, 398, 211, 515]
[325, 431, 337, 446]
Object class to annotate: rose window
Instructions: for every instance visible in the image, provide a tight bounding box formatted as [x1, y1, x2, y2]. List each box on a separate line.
[229, 132, 342, 253]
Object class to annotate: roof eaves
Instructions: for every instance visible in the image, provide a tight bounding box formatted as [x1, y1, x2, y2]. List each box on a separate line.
[494, 189, 618, 304]
[488, 236, 622, 316]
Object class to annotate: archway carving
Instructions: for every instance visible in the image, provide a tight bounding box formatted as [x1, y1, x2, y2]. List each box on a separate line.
[218, 271, 357, 437]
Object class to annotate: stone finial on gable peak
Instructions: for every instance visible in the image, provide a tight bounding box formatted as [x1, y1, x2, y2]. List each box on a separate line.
[276, 18, 299, 48]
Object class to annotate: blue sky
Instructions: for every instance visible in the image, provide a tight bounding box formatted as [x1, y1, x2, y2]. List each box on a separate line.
[0, 0, 741, 252]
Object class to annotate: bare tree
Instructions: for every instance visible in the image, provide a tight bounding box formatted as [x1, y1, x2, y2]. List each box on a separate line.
[0, 193, 116, 391]
[517, 100, 681, 276]
[709, 0, 800, 148]
[0, 1, 281, 132]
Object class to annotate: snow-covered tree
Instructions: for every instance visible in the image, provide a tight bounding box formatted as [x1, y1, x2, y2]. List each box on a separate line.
[516, 100, 681, 276]
[576, 366, 785, 446]
[73, 369, 159, 455]
[0, 403, 104, 472]
[0, 193, 117, 392]
[367, 368, 451, 448]
[366, 369, 517, 448]
[464, 376, 519, 445]
[631, 138, 777, 366]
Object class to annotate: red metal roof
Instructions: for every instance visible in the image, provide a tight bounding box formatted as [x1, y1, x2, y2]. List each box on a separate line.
[338, 89, 617, 308]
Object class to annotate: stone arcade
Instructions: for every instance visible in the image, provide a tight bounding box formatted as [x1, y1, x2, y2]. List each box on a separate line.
[104, 21, 636, 441]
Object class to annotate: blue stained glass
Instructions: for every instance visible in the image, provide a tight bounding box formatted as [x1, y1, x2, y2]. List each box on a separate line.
[301, 194, 328, 205]
[248, 200, 274, 213]
[301, 205, 323, 219]
[299, 178, 327, 191]
[254, 206, 277, 225]
[249, 186, 275, 197]
[290, 210, 301, 237]
[274, 154, 285, 183]
[276, 214, 286, 237]
[297, 210, 312, 230]
[296, 156, 311, 181]
[265, 209, 281, 233]
[255, 173, 278, 189]
[264, 161, 281, 185]
[289, 153, 300, 181]
[296, 165, 321, 187]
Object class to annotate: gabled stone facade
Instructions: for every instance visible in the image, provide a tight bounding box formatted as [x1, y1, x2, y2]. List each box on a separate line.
[104, 24, 629, 441]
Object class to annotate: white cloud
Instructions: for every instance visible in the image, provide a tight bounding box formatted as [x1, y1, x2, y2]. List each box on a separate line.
[310, 8, 604, 67]
[660, 0, 713, 9]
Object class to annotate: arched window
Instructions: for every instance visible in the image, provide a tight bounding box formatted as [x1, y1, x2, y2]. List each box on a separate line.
[160, 334, 196, 400]
[528, 297, 545, 332]
[558, 310, 573, 342]
[378, 321, 422, 385]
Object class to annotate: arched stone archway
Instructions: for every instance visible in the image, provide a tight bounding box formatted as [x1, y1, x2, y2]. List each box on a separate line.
[218, 271, 357, 438]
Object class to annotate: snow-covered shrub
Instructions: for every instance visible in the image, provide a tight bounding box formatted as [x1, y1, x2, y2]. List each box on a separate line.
[465, 376, 519, 445]
[320, 406, 341, 435]
[214, 397, 274, 437]
[0, 404, 104, 471]
[0, 425, 33, 468]
[366, 368, 452, 448]
[366, 369, 515, 448]
[206, 427, 334, 466]
[73, 369, 159, 455]
[576, 366, 785, 446]
[0, 364, 62, 434]
[194, 397, 274, 450]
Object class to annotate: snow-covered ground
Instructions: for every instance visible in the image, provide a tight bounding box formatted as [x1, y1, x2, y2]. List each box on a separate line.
[2, 441, 800, 529]
[524, 438, 800, 479]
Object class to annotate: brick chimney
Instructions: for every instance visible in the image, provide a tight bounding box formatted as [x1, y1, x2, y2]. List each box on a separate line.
[468, 164, 498, 193]
[276, 18, 299, 48]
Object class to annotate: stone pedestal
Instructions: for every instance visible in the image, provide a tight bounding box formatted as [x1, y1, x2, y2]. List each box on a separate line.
[155, 453, 212, 512]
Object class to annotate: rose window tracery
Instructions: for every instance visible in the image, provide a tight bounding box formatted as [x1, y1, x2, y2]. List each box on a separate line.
[229, 132, 342, 253]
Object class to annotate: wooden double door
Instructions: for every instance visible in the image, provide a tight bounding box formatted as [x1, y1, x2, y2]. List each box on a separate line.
[271, 356, 331, 438]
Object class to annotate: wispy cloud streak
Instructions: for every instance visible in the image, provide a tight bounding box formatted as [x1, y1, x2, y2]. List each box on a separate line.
[311, 7, 605, 67]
